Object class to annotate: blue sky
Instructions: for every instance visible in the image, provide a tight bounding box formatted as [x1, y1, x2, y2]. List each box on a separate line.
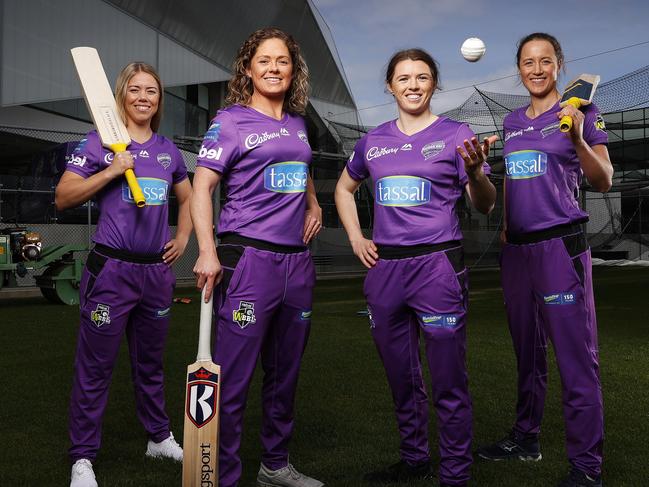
[311, 0, 649, 126]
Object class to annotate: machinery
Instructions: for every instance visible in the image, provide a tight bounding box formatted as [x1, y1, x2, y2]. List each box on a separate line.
[0, 227, 87, 305]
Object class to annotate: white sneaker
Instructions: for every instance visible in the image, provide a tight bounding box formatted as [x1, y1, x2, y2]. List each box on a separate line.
[70, 459, 98, 487]
[145, 431, 183, 461]
[257, 462, 324, 487]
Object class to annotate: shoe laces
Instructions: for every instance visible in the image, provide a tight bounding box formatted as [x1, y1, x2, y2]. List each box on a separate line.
[284, 464, 304, 480]
[73, 459, 94, 477]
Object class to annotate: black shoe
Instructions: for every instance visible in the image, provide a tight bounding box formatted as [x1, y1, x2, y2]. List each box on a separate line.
[364, 460, 434, 483]
[476, 430, 542, 461]
[557, 468, 602, 487]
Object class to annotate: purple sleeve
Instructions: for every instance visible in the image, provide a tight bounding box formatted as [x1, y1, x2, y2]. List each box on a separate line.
[64, 131, 103, 178]
[196, 111, 241, 174]
[454, 124, 492, 187]
[171, 145, 189, 184]
[583, 104, 608, 147]
[345, 137, 369, 181]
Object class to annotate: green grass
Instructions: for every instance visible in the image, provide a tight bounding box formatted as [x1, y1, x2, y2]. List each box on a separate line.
[1, 267, 648, 486]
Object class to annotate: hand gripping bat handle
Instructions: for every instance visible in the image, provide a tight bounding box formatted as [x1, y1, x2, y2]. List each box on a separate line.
[197, 287, 214, 362]
[560, 97, 582, 133]
[109, 142, 146, 207]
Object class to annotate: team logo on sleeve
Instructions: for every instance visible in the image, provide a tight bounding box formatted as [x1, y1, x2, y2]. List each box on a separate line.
[74, 138, 88, 153]
[198, 145, 223, 161]
[421, 313, 458, 328]
[157, 153, 171, 169]
[421, 140, 445, 160]
[376, 176, 431, 206]
[504, 150, 547, 179]
[298, 130, 310, 146]
[204, 122, 221, 141]
[67, 154, 87, 167]
[264, 162, 308, 193]
[186, 367, 218, 428]
[543, 292, 576, 305]
[233, 301, 256, 329]
[594, 114, 606, 131]
[90, 304, 111, 328]
[122, 178, 169, 205]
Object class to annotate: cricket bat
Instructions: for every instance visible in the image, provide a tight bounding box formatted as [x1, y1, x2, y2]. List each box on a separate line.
[183, 288, 220, 486]
[70, 47, 146, 207]
[559, 73, 600, 133]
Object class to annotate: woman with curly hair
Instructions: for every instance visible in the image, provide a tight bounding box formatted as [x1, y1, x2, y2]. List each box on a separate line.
[191, 27, 323, 487]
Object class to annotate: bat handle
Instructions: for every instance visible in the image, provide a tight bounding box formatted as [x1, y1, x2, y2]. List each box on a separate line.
[560, 97, 582, 133]
[197, 287, 214, 361]
[109, 142, 146, 207]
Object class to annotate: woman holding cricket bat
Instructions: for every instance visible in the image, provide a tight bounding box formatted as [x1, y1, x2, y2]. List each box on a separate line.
[56, 62, 192, 487]
[191, 28, 323, 487]
[475, 33, 612, 487]
[335, 48, 497, 487]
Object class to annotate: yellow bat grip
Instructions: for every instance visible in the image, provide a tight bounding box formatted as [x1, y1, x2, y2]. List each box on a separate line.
[109, 142, 146, 207]
[560, 97, 582, 133]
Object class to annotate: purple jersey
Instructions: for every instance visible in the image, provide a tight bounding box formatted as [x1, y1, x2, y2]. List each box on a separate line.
[65, 131, 188, 254]
[197, 105, 312, 247]
[503, 102, 608, 234]
[346, 117, 490, 246]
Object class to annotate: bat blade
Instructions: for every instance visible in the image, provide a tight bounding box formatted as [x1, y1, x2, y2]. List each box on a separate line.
[70, 47, 145, 207]
[182, 290, 220, 487]
[559, 73, 600, 132]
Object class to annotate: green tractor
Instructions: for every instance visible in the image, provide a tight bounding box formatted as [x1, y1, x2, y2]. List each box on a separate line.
[0, 227, 87, 305]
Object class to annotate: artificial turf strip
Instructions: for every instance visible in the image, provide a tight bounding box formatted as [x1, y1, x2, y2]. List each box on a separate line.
[0, 267, 647, 486]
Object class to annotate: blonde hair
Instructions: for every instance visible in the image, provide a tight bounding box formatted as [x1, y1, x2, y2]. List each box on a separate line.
[226, 27, 309, 114]
[114, 62, 164, 132]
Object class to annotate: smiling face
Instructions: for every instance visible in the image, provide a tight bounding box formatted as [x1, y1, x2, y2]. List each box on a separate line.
[518, 39, 561, 99]
[388, 59, 436, 117]
[246, 37, 293, 101]
[123, 71, 160, 128]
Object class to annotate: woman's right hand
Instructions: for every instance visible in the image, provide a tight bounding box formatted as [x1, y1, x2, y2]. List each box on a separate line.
[350, 237, 378, 269]
[193, 251, 223, 302]
[106, 150, 135, 179]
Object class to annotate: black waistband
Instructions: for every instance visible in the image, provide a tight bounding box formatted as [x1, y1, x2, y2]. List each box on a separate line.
[219, 234, 307, 254]
[376, 240, 462, 260]
[506, 222, 584, 245]
[93, 243, 164, 264]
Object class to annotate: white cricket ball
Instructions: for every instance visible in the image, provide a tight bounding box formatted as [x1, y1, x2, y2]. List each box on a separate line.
[461, 37, 486, 62]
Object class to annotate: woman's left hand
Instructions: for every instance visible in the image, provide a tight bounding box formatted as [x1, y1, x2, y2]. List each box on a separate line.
[557, 104, 585, 145]
[303, 204, 323, 244]
[457, 135, 498, 177]
[163, 238, 187, 265]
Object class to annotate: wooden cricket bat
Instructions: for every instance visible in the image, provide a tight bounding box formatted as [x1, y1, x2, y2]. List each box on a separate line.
[183, 288, 220, 486]
[559, 73, 600, 133]
[70, 47, 146, 207]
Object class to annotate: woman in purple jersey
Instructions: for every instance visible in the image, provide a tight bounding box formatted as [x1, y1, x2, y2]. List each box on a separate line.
[191, 28, 323, 487]
[56, 62, 192, 487]
[335, 49, 497, 487]
[475, 33, 612, 487]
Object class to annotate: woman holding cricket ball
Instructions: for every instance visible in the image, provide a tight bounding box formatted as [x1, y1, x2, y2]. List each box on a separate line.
[335, 48, 497, 487]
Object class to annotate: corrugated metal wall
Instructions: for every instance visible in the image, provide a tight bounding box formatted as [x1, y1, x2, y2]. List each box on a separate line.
[1, 0, 230, 106]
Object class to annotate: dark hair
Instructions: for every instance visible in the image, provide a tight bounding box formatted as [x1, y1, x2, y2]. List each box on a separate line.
[115, 62, 164, 132]
[226, 27, 309, 114]
[516, 32, 564, 69]
[385, 48, 440, 90]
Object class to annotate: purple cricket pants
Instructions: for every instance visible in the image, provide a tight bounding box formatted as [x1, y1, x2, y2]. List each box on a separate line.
[364, 243, 472, 486]
[213, 235, 316, 487]
[501, 228, 603, 476]
[68, 245, 176, 462]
